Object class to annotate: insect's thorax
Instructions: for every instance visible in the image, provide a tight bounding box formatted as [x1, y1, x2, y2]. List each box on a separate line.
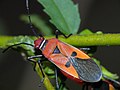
[39, 39, 48, 50]
[41, 38, 58, 58]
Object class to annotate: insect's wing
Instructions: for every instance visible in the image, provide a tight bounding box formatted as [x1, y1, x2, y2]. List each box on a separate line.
[49, 54, 79, 79]
[70, 57, 102, 82]
[57, 41, 102, 82]
[57, 41, 90, 59]
[49, 53, 102, 82]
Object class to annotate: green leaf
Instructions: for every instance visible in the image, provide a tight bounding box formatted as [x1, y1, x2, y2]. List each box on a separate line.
[37, 0, 80, 35]
[79, 29, 93, 35]
[44, 66, 54, 74]
[102, 66, 119, 80]
[79, 29, 103, 35]
[20, 14, 53, 36]
[92, 58, 119, 80]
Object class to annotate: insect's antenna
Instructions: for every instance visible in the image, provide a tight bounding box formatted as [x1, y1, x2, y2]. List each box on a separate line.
[2, 43, 34, 53]
[26, 0, 39, 37]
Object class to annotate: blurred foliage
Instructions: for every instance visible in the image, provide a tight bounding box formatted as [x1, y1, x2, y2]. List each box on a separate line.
[20, 14, 53, 36]
[4, 36, 35, 56]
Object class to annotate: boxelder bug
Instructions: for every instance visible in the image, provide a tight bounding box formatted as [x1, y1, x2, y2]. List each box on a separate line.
[3, 0, 120, 90]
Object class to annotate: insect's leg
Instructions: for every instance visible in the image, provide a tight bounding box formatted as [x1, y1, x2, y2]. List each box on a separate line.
[38, 59, 45, 86]
[55, 30, 59, 38]
[27, 55, 45, 85]
[27, 55, 43, 71]
[82, 84, 86, 90]
[82, 84, 84, 90]
[27, 55, 44, 71]
[54, 66, 59, 90]
[63, 33, 72, 38]
[28, 55, 43, 60]
[103, 75, 120, 89]
[79, 46, 97, 54]
[85, 84, 89, 90]
[80, 48, 91, 51]
[55, 30, 72, 39]
[82, 83, 89, 90]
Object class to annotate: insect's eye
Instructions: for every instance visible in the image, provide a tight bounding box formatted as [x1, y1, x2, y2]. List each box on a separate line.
[53, 46, 60, 54]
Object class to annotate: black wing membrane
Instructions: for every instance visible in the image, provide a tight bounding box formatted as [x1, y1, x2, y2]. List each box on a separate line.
[70, 57, 102, 82]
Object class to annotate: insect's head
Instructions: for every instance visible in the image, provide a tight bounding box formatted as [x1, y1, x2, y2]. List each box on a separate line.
[34, 37, 44, 49]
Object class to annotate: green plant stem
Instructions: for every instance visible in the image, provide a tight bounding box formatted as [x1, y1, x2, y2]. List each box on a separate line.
[0, 34, 120, 48]
[0, 36, 13, 48]
[35, 63, 55, 90]
[48, 34, 120, 46]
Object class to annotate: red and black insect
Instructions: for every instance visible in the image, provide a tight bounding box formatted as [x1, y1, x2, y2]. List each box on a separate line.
[26, 0, 102, 83]
[33, 35, 102, 82]
[3, 0, 120, 90]
[26, 0, 102, 88]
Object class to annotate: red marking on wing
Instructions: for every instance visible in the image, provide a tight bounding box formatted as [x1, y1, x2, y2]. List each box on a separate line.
[49, 54, 79, 79]
[57, 41, 90, 59]
[61, 70, 83, 84]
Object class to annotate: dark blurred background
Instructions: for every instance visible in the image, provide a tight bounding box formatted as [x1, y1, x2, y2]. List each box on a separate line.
[0, 0, 120, 90]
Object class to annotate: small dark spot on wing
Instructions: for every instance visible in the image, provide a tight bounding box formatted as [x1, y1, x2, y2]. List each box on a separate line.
[53, 46, 60, 54]
[71, 51, 77, 56]
[65, 61, 71, 67]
